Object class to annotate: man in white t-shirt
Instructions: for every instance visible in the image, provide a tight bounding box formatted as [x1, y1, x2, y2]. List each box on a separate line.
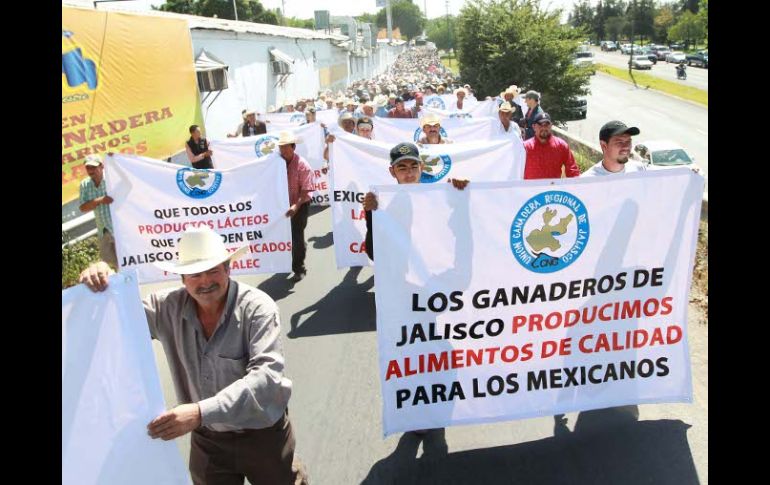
[581, 120, 646, 177]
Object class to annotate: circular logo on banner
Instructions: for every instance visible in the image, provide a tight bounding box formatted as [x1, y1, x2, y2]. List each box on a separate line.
[419, 154, 452, 183]
[290, 113, 307, 125]
[510, 191, 590, 273]
[425, 96, 446, 109]
[176, 168, 222, 199]
[254, 135, 280, 159]
[413, 127, 448, 142]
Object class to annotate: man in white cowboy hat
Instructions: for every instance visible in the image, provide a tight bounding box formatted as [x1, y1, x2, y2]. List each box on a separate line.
[452, 87, 468, 111]
[79, 154, 117, 269]
[281, 99, 296, 113]
[277, 131, 314, 282]
[229, 109, 267, 138]
[78, 227, 307, 485]
[496, 102, 523, 139]
[417, 113, 453, 145]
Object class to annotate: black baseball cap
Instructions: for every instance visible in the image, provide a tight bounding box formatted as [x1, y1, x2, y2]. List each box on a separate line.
[389, 142, 421, 166]
[533, 112, 552, 125]
[599, 120, 640, 142]
[395, 96, 405, 104]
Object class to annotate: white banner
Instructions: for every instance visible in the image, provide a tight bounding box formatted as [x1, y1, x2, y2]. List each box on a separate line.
[105, 153, 292, 283]
[330, 132, 525, 269]
[266, 111, 308, 125]
[373, 116, 501, 145]
[62, 271, 190, 485]
[372, 170, 705, 436]
[315, 109, 341, 128]
[210, 122, 329, 205]
[421, 99, 498, 119]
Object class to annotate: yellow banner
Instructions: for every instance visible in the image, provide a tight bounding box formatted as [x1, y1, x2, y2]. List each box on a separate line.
[62, 7, 203, 204]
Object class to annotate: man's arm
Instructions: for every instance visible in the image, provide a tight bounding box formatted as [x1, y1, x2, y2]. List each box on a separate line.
[79, 195, 113, 213]
[564, 146, 581, 177]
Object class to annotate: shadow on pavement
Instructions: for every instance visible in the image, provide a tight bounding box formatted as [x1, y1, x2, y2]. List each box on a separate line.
[308, 231, 333, 250]
[361, 411, 698, 485]
[288, 266, 375, 338]
[257, 273, 295, 302]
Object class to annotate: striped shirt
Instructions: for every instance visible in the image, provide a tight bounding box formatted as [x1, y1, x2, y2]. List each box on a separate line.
[79, 177, 113, 236]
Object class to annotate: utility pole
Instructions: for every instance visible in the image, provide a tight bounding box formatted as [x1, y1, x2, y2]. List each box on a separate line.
[446, 0, 451, 59]
[232, 0, 238, 22]
[386, 0, 393, 43]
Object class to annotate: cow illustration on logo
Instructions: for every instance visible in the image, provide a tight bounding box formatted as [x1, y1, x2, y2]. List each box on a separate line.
[254, 135, 280, 158]
[419, 153, 452, 183]
[510, 191, 590, 273]
[62, 30, 98, 90]
[176, 168, 222, 199]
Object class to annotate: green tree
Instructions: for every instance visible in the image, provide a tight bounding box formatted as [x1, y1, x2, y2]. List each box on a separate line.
[426, 17, 456, 51]
[698, 0, 708, 45]
[375, 0, 426, 40]
[626, 0, 655, 45]
[668, 10, 705, 49]
[157, 0, 279, 25]
[653, 4, 676, 44]
[593, 0, 606, 40]
[604, 15, 627, 42]
[569, 0, 595, 40]
[456, 0, 591, 124]
[283, 17, 315, 29]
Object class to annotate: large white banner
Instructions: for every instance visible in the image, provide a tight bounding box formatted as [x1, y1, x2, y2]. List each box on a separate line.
[330, 132, 525, 269]
[266, 111, 308, 125]
[315, 109, 341, 128]
[421, 99, 498, 119]
[62, 271, 190, 485]
[373, 116, 500, 145]
[372, 170, 705, 436]
[106, 153, 292, 283]
[210, 122, 329, 205]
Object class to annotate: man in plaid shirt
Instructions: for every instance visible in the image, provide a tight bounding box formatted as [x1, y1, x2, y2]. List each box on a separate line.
[79, 154, 117, 268]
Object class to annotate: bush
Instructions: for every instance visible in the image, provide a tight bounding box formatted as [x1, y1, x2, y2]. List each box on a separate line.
[62, 235, 101, 289]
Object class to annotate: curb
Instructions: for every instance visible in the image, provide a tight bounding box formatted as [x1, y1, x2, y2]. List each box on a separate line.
[593, 69, 708, 110]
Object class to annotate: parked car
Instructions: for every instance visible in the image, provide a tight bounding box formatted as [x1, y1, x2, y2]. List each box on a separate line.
[573, 50, 595, 69]
[633, 140, 702, 174]
[630, 55, 653, 70]
[561, 96, 588, 120]
[666, 52, 687, 63]
[669, 43, 684, 50]
[636, 47, 658, 64]
[651, 45, 672, 60]
[620, 43, 637, 55]
[601, 41, 618, 51]
[686, 50, 708, 68]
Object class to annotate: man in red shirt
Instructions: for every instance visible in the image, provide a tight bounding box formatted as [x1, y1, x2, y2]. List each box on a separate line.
[387, 97, 415, 119]
[523, 112, 580, 179]
[278, 131, 315, 282]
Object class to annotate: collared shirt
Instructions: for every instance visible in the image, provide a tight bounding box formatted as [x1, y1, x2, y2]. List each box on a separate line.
[79, 177, 113, 237]
[286, 153, 314, 207]
[417, 136, 453, 145]
[581, 159, 647, 177]
[144, 280, 291, 431]
[524, 135, 581, 179]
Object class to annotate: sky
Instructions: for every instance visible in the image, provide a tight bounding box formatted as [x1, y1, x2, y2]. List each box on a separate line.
[107, 0, 585, 22]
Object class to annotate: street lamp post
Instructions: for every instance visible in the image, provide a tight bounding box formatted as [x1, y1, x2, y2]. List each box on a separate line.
[232, 0, 238, 22]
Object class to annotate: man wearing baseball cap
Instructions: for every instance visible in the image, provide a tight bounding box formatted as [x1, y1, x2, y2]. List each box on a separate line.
[522, 90, 544, 140]
[523, 112, 580, 179]
[581, 121, 645, 177]
[78, 227, 307, 484]
[79, 154, 117, 268]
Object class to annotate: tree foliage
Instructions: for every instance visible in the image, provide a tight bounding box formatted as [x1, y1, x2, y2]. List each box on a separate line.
[426, 17, 456, 51]
[668, 10, 706, 48]
[374, 0, 426, 40]
[456, 0, 591, 124]
[156, 0, 279, 25]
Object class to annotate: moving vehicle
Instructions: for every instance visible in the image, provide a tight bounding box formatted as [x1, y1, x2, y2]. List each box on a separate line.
[686, 50, 708, 68]
[630, 55, 653, 70]
[633, 140, 702, 173]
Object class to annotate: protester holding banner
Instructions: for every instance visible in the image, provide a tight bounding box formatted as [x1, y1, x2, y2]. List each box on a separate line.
[78, 228, 306, 485]
[582, 121, 646, 177]
[79, 155, 118, 269]
[356, 117, 375, 140]
[240, 110, 267, 137]
[417, 113, 453, 145]
[523, 112, 581, 179]
[279, 132, 315, 282]
[495, 102, 521, 139]
[185, 125, 214, 169]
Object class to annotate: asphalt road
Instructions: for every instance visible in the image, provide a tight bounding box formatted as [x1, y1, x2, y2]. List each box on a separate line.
[143, 204, 708, 485]
[563, 72, 708, 194]
[589, 46, 709, 92]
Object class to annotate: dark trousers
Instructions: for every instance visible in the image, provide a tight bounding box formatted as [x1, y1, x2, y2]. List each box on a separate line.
[290, 202, 310, 274]
[189, 413, 296, 485]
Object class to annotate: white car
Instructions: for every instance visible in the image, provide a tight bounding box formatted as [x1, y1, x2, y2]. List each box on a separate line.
[630, 55, 653, 70]
[666, 52, 687, 63]
[632, 140, 703, 174]
[573, 51, 595, 68]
